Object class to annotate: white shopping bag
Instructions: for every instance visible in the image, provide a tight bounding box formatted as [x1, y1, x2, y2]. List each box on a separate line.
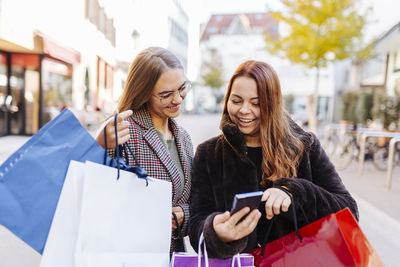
[40, 160, 85, 267]
[74, 161, 172, 267]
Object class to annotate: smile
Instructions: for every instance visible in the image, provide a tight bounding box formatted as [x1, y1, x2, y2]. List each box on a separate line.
[239, 118, 255, 123]
[167, 105, 180, 111]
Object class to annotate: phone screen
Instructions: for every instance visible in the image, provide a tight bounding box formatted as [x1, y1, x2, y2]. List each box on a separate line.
[230, 191, 263, 214]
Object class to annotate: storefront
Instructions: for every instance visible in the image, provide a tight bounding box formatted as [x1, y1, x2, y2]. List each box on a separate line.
[0, 36, 80, 136]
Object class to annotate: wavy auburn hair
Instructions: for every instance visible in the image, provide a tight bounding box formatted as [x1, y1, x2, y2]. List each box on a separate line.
[118, 47, 183, 112]
[223, 60, 305, 184]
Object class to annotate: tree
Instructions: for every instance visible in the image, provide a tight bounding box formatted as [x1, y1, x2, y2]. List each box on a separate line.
[265, 0, 371, 132]
[201, 50, 225, 108]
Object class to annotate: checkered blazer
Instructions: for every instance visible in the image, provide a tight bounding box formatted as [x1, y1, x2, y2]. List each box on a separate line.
[108, 106, 193, 252]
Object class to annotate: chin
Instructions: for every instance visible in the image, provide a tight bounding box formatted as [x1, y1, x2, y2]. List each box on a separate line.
[166, 110, 181, 118]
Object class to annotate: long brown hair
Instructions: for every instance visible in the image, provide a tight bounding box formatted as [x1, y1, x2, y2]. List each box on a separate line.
[223, 60, 304, 184]
[118, 47, 183, 112]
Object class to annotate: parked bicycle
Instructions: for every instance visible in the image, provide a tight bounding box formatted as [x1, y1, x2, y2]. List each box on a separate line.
[325, 127, 381, 171]
[372, 138, 400, 171]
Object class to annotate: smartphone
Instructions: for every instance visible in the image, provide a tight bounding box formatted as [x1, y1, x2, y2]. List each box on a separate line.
[230, 191, 263, 215]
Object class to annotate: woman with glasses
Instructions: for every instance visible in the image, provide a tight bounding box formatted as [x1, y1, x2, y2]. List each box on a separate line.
[96, 47, 193, 252]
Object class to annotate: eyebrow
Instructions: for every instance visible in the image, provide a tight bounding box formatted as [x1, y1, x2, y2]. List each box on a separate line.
[158, 81, 186, 95]
[231, 94, 259, 100]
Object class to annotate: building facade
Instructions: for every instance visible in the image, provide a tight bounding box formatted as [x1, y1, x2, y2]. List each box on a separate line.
[0, 0, 116, 136]
[199, 12, 334, 122]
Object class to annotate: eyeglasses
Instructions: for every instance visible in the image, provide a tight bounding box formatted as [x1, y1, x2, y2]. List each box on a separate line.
[152, 81, 191, 105]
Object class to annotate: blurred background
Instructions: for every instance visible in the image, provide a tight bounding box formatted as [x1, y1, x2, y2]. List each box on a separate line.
[0, 0, 400, 266]
[0, 0, 398, 134]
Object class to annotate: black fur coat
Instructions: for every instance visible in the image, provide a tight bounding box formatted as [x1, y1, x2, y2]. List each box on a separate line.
[188, 113, 358, 258]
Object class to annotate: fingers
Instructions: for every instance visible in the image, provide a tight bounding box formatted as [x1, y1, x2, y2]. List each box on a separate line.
[229, 207, 250, 225]
[282, 197, 291, 212]
[261, 190, 270, 202]
[264, 188, 291, 219]
[117, 128, 130, 145]
[172, 206, 184, 213]
[110, 110, 133, 125]
[106, 118, 130, 146]
[213, 211, 230, 227]
[265, 193, 276, 220]
[172, 217, 177, 230]
[234, 209, 261, 239]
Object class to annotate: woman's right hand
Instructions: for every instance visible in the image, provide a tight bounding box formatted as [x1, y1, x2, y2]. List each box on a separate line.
[96, 110, 133, 149]
[213, 207, 261, 243]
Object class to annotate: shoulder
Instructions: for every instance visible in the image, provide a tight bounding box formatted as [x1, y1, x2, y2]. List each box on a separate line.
[288, 118, 314, 152]
[195, 135, 222, 157]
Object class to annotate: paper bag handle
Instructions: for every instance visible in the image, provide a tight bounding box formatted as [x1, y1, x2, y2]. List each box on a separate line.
[103, 114, 148, 182]
[197, 233, 241, 267]
[260, 186, 308, 257]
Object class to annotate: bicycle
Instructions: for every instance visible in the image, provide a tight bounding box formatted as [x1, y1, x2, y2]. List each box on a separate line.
[372, 138, 400, 171]
[329, 131, 378, 171]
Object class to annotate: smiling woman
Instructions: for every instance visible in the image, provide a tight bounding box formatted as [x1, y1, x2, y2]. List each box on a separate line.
[95, 47, 193, 253]
[189, 60, 358, 259]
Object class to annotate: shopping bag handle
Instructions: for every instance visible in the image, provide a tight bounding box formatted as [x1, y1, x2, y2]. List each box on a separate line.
[172, 212, 186, 252]
[197, 233, 241, 267]
[103, 114, 148, 184]
[260, 186, 308, 257]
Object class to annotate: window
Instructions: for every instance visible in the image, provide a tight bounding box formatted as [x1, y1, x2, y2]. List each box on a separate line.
[169, 18, 188, 45]
[85, 0, 115, 46]
[206, 26, 218, 34]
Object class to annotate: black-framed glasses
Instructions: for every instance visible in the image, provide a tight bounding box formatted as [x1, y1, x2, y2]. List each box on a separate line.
[153, 81, 192, 105]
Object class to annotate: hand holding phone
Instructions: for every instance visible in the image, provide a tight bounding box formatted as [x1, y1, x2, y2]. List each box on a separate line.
[230, 191, 263, 215]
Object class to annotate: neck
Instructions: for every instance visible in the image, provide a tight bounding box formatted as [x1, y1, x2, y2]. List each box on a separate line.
[245, 135, 261, 147]
[150, 112, 171, 138]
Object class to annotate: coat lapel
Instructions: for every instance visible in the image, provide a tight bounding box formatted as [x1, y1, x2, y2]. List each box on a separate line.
[170, 119, 190, 200]
[131, 107, 184, 200]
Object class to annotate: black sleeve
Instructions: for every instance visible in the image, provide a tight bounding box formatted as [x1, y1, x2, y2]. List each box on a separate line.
[188, 142, 247, 259]
[273, 134, 359, 223]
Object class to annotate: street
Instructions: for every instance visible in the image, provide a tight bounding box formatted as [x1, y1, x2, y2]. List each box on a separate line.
[0, 113, 399, 266]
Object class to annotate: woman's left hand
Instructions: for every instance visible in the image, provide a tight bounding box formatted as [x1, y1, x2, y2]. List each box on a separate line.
[172, 206, 184, 231]
[262, 188, 292, 220]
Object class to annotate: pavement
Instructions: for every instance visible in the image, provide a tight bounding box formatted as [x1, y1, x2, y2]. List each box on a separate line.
[0, 114, 399, 266]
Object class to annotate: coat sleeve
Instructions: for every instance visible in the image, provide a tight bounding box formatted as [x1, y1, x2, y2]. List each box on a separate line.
[189, 142, 247, 259]
[273, 134, 359, 223]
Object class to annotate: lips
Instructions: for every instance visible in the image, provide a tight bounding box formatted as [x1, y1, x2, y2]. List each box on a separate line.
[238, 118, 255, 123]
[167, 105, 180, 112]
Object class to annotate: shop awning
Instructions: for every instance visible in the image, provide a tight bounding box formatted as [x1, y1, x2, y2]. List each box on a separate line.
[34, 33, 81, 65]
[0, 38, 39, 54]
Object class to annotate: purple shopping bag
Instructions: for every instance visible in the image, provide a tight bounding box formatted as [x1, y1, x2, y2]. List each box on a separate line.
[171, 252, 254, 267]
[171, 233, 254, 266]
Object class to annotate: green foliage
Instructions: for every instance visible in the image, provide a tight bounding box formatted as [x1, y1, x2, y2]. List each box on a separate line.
[355, 89, 374, 124]
[266, 0, 371, 68]
[201, 54, 225, 90]
[372, 90, 400, 130]
[283, 94, 295, 113]
[340, 91, 358, 123]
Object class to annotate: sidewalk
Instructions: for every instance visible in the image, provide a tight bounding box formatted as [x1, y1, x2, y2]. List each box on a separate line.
[1, 132, 400, 266]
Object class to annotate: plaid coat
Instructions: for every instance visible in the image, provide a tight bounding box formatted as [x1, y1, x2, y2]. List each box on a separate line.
[109, 106, 193, 252]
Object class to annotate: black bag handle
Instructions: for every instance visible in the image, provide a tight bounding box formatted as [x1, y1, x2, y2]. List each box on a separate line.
[260, 186, 309, 257]
[103, 114, 148, 184]
[172, 211, 186, 252]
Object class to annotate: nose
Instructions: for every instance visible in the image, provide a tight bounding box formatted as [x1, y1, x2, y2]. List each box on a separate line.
[171, 91, 183, 104]
[239, 103, 251, 114]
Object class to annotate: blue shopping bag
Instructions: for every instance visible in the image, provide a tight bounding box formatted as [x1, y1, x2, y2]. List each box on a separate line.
[0, 109, 110, 254]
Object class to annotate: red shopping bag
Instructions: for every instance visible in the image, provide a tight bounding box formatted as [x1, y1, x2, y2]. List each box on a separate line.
[249, 208, 383, 267]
